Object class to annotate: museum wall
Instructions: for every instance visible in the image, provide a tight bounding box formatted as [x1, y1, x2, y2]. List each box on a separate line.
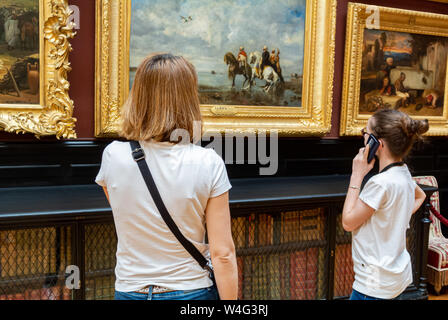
[1, 0, 447, 140]
[0, 0, 445, 140]
[0, 0, 447, 230]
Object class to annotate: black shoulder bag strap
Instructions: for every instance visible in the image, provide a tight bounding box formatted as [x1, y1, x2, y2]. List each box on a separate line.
[129, 141, 219, 297]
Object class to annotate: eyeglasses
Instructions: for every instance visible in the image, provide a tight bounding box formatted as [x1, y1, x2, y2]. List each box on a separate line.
[361, 127, 368, 137]
[361, 127, 380, 139]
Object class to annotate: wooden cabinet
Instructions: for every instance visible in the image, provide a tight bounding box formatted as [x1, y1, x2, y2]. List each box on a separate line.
[0, 176, 436, 300]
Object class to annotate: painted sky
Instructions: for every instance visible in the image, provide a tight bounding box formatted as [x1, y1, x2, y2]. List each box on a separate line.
[364, 29, 413, 54]
[130, 0, 306, 75]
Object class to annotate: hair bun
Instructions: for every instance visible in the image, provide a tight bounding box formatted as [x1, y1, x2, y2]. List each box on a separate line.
[373, 109, 428, 158]
[400, 116, 429, 138]
[410, 119, 429, 136]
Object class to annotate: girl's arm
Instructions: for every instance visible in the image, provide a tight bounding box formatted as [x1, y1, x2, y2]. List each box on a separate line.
[412, 185, 426, 214]
[102, 186, 110, 203]
[205, 192, 238, 300]
[342, 178, 376, 232]
[342, 144, 376, 232]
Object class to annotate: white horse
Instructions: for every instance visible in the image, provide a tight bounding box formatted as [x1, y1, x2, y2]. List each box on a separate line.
[248, 51, 280, 93]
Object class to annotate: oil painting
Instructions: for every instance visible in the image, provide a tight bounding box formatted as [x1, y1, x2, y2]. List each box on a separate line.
[341, 3, 448, 136]
[95, 0, 336, 137]
[0, 0, 39, 105]
[360, 29, 447, 117]
[129, 0, 306, 108]
[0, 0, 77, 139]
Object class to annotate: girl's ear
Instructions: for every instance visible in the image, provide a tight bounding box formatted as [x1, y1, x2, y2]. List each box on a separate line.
[379, 139, 383, 147]
[377, 139, 384, 152]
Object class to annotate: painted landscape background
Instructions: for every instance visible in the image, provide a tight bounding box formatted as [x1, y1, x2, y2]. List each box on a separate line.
[129, 0, 306, 107]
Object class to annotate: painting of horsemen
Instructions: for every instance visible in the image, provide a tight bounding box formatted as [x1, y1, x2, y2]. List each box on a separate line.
[0, 0, 39, 105]
[360, 29, 447, 117]
[129, 0, 306, 107]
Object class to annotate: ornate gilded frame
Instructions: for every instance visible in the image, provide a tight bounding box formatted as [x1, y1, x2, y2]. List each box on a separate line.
[0, 0, 77, 139]
[95, 0, 337, 137]
[341, 3, 448, 136]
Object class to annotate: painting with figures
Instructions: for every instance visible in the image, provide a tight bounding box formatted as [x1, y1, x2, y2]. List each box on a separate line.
[360, 29, 447, 117]
[129, 0, 306, 107]
[0, 0, 39, 105]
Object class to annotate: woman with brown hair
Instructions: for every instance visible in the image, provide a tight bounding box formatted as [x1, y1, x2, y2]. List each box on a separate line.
[342, 109, 428, 300]
[95, 53, 238, 300]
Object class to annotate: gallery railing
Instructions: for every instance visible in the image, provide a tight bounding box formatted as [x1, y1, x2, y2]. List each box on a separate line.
[0, 176, 436, 300]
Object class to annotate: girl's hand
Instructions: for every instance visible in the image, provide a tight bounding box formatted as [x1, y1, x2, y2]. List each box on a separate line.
[352, 144, 375, 179]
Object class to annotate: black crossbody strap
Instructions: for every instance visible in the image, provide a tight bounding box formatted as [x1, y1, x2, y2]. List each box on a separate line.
[129, 141, 211, 272]
[379, 161, 405, 174]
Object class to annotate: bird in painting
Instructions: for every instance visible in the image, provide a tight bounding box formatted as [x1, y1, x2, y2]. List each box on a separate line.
[180, 15, 193, 23]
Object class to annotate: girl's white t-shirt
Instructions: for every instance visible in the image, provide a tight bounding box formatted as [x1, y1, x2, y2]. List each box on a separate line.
[353, 164, 416, 299]
[95, 140, 232, 292]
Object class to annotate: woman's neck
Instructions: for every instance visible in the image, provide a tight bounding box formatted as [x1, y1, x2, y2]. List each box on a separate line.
[378, 154, 403, 172]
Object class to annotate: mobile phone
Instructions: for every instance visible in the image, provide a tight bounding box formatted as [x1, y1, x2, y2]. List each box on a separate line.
[366, 134, 380, 163]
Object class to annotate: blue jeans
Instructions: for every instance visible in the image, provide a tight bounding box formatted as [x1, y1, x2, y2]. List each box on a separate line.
[349, 289, 384, 300]
[349, 288, 406, 300]
[114, 285, 218, 300]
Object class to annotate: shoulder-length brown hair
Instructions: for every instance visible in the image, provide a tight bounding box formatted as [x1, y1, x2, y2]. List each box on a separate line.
[120, 53, 202, 143]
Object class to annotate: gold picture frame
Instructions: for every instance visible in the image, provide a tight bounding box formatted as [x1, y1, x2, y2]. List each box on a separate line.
[0, 0, 77, 139]
[341, 3, 448, 136]
[95, 0, 337, 137]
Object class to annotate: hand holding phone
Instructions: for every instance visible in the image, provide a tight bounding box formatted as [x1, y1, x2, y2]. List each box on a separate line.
[352, 141, 376, 180]
[366, 134, 380, 163]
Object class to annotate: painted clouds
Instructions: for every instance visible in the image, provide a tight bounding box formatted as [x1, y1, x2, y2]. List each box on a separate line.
[130, 0, 306, 75]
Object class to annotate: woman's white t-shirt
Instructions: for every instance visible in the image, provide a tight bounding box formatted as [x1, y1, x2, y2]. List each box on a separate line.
[95, 140, 232, 292]
[353, 164, 416, 299]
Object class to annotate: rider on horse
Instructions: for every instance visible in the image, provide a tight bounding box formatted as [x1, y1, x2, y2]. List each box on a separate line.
[270, 48, 284, 83]
[237, 46, 247, 69]
[259, 45, 271, 79]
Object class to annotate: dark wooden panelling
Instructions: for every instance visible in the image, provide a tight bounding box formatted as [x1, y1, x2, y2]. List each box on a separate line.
[2, 138, 447, 232]
[0, 138, 445, 183]
[0, 142, 104, 187]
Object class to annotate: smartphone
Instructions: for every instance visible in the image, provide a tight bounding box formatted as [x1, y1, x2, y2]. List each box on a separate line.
[366, 134, 380, 163]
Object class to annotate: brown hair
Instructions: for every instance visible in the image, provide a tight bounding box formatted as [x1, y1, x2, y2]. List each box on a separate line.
[120, 53, 202, 143]
[370, 109, 429, 158]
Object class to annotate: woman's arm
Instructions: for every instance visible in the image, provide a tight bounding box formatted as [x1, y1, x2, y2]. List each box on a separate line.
[412, 185, 426, 214]
[205, 191, 238, 300]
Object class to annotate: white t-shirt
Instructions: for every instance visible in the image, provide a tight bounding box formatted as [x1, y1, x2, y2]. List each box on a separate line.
[353, 164, 416, 299]
[95, 140, 232, 292]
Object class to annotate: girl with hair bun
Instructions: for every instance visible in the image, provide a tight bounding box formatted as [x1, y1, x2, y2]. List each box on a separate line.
[342, 109, 429, 300]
